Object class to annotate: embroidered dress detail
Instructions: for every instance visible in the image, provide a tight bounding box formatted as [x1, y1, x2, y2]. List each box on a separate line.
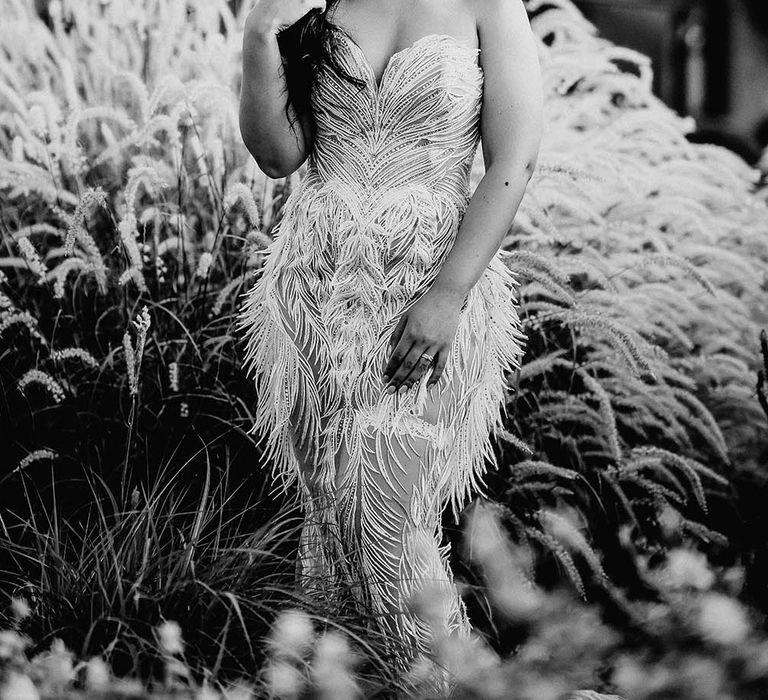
[238, 28, 526, 666]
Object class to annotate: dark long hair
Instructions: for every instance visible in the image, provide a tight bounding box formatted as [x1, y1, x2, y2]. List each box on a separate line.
[275, 1, 366, 134]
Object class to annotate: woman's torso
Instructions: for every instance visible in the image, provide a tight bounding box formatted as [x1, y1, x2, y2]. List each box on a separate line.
[257, 4, 492, 397]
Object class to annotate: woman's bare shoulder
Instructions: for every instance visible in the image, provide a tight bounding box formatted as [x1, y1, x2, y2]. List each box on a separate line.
[464, 0, 529, 35]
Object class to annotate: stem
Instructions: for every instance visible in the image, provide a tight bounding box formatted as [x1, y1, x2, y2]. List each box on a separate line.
[121, 394, 137, 506]
[758, 330, 768, 423]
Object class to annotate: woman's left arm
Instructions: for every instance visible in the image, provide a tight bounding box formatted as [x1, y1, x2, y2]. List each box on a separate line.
[383, 0, 543, 393]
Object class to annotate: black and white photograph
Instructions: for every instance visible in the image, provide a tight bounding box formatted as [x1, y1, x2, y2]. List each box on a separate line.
[1, 0, 768, 698]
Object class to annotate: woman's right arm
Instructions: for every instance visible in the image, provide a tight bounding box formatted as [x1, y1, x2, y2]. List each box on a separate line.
[239, 0, 326, 178]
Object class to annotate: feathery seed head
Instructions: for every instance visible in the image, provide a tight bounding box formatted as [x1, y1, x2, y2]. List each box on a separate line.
[17, 237, 47, 285]
[17, 370, 65, 404]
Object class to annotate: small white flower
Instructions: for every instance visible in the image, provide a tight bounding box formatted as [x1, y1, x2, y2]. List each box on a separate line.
[31, 638, 75, 691]
[266, 660, 305, 700]
[156, 620, 184, 656]
[169, 361, 180, 392]
[744, 639, 768, 677]
[196, 681, 221, 700]
[662, 548, 715, 591]
[270, 609, 314, 658]
[466, 503, 505, 560]
[0, 672, 39, 700]
[0, 630, 29, 661]
[657, 504, 681, 537]
[84, 657, 111, 691]
[221, 681, 254, 700]
[679, 656, 725, 697]
[723, 565, 746, 595]
[696, 593, 750, 645]
[11, 597, 31, 620]
[436, 634, 504, 694]
[48, 0, 62, 21]
[195, 251, 213, 279]
[311, 632, 359, 700]
[465, 504, 541, 621]
[613, 655, 660, 695]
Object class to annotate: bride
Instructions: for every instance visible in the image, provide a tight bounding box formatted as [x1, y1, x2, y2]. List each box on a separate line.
[237, 0, 543, 673]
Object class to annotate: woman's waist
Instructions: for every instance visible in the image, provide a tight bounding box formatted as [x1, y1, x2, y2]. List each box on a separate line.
[288, 168, 473, 213]
[273, 174, 472, 276]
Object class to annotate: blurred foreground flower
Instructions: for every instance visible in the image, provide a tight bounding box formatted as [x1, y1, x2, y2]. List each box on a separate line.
[312, 632, 360, 700]
[268, 609, 314, 660]
[464, 502, 543, 622]
[9, 599, 31, 622]
[0, 672, 38, 700]
[264, 609, 314, 700]
[696, 593, 751, 645]
[83, 656, 111, 691]
[0, 630, 29, 663]
[29, 639, 75, 695]
[156, 620, 184, 656]
[661, 548, 716, 591]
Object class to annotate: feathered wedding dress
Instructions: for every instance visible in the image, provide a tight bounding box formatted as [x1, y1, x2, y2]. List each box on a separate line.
[238, 26, 526, 665]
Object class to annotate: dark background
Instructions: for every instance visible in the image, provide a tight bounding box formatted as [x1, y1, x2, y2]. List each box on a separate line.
[574, 0, 768, 163]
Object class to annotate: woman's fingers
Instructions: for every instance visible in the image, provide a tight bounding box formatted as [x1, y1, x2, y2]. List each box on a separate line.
[427, 351, 447, 388]
[382, 314, 447, 394]
[389, 314, 408, 350]
[401, 346, 438, 391]
[381, 314, 411, 384]
[383, 328, 414, 385]
[386, 343, 432, 394]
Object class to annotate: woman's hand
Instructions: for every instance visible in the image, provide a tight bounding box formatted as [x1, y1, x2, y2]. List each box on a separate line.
[245, 0, 326, 37]
[382, 286, 466, 394]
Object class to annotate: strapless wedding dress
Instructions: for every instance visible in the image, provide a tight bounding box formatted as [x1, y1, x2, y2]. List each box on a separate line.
[238, 26, 526, 666]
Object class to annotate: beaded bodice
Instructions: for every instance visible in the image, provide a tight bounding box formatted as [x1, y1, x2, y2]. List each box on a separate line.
[305, 29, 484, 201]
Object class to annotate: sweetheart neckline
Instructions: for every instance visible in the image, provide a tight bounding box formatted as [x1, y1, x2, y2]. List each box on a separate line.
[332, 27, 482, 96]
